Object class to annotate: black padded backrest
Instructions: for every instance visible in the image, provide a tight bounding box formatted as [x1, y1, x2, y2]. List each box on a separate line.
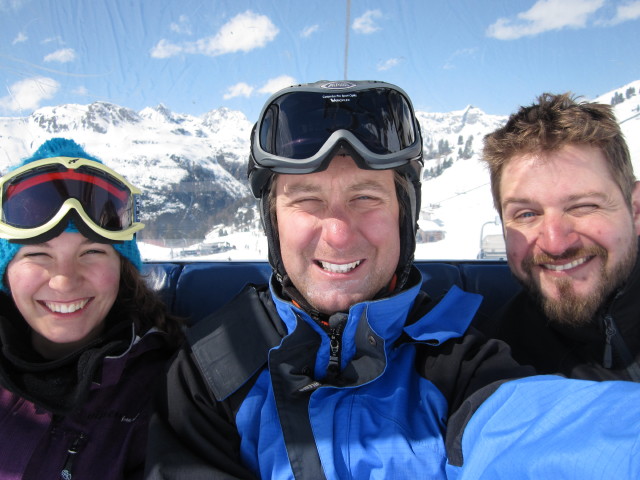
[142, 261, 519, 331]
[173, 262, 272, 325]
[458, 263, 521, 319]
[413, 262, 464, 300]
[141, 262, 183, 312]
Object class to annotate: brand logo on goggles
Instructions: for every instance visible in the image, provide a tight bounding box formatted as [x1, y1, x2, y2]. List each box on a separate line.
[320, 81, 357, 90]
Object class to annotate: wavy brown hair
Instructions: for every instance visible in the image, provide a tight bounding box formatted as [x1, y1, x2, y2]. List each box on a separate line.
[114, 257, 185, 347]
[483, 92, 634, 216]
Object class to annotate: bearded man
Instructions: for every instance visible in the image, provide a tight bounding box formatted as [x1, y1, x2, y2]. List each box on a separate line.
[482, 92, 640, 381]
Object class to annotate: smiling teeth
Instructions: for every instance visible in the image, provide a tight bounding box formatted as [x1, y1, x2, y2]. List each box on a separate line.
[320, 260, 361, 273]
[543, 257, 589, 271]
[45, 299, 89, 314]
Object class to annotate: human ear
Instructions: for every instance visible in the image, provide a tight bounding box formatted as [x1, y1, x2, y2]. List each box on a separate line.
[630, 181, 640, 235]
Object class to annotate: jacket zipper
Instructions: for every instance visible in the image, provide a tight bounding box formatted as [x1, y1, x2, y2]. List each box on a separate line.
[601, 312, 640, 380]
[327, 327, 343, 378]
[60, 433, 87, 480]
[603, 314, 616, 369]
[326, 314, 347, 381]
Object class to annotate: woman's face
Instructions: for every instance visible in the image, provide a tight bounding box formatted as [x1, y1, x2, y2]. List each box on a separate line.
[7, 232, 121, 359]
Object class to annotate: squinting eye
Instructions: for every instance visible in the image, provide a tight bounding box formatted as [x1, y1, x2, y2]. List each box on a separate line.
[510, 211, 537, 223]
[84, 248, 107, 255]
[571, 204, 598, 214]
[295, 198, 321, 205]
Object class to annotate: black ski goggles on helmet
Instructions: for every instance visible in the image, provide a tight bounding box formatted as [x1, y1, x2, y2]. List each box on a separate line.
[249, 80, 423, 197]
[0, 156, 144, 242]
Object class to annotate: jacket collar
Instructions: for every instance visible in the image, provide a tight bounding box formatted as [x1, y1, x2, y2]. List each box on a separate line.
[271, 266, 482, 347]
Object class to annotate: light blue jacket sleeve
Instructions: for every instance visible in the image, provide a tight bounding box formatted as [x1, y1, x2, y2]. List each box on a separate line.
[446, 375, 640, 479]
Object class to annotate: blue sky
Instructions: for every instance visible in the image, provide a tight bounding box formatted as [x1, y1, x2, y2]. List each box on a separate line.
[1, 0, 639, 122]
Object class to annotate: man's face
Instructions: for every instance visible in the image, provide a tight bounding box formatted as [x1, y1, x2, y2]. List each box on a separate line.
[500, 144, 640, 325]
[275, 156, 400, 315]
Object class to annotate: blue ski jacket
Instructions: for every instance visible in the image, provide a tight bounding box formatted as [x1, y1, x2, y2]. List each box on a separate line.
[146, 267, 640, 479]
[147, 268, 534, 479]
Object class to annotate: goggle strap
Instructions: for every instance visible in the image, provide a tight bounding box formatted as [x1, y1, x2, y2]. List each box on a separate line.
[5, 170, 130, 202]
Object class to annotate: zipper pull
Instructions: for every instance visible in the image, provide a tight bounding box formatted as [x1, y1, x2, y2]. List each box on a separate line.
[328, 329, 342, 377]
[60, 433, 86, 480]
[603, 315, 616, 369]
[326, 313, 347, 380]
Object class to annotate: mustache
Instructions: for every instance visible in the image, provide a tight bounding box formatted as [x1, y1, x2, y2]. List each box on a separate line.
[522, 245, 608, 270]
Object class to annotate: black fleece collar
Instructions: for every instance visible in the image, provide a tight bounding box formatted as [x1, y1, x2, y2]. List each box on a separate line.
[0, 302, 134, 415]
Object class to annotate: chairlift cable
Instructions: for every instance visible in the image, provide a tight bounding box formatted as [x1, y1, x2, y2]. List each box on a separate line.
[619, 111, 640, 124]
[344, 0, 351, 79]
[430, 182, 489, 206]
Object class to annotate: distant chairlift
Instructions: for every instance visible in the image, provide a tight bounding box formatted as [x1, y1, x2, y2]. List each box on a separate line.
[478, 217, 506, 260]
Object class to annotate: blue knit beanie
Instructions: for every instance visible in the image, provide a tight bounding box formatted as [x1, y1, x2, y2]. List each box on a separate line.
[0, 138, 142, 293]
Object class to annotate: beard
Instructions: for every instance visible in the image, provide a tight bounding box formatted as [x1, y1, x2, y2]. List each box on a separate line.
[520, 243, 637, 326]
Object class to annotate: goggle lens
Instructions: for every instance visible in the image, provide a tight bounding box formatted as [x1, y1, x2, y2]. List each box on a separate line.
[259, 88, 417, 159]
[2, 164, 135, 231]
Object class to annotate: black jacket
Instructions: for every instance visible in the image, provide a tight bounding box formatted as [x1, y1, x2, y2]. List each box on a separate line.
[491, 242, 640, 381]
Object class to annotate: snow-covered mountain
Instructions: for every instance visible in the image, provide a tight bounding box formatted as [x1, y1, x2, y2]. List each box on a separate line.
[0, 79, 638, 261]
[0, 101, 254, 245]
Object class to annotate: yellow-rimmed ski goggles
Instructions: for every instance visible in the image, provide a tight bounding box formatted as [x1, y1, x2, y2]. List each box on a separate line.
[0, 156, 144, 242]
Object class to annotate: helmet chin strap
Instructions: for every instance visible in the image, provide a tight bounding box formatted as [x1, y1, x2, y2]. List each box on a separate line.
[258, 193, 284, 285]
[395, 178, 418, 290]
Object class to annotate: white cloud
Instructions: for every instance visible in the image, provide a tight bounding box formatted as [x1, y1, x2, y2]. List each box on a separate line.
[0, 76, 60, 112]
[42, 35, 63, 45]
[377, 57, 403, 71]
[72, 86, 89, 96]
[223, 76, 295, 100]
[150, 39, 184, 58]
[0, 0, 29, 11]
[608, 1, 640, 25]
[170, 14, 192, 35]
[151, 10, 278, 59]
[257, 75, 296, 95]
[197, 10, 279, 55]
[486, 0, 604, 40]
[443, 47, 478, 70]
[223, 82, 254, 99]
[12, 32, 27, 44]
[43, 48, 76, 63]
[353, 9, 382, 34]
[301, 24, 319, 38]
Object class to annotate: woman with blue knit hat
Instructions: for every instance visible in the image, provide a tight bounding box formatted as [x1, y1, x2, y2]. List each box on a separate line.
[0, 138, 183, 479]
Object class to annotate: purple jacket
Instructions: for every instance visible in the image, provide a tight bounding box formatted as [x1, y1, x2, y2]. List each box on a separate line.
[0, 330, 173, 480]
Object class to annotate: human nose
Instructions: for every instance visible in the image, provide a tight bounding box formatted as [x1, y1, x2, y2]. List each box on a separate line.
[48, 259, 82, 291]
[321, 206, 356, 249]
[536, 212, 580, 256]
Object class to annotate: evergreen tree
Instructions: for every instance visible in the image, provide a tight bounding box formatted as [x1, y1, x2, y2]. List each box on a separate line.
[611, 92, 624, 106]
[462, 135, 474, 159]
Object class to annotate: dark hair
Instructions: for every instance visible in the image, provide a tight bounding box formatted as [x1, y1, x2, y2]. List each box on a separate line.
[483, 92, 634, 215]
[114, 257, 185, 347]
